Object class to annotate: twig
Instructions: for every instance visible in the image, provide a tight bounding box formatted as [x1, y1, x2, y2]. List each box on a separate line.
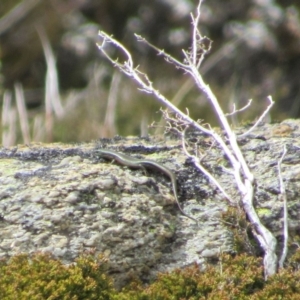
[278, 145, 288, 269]
[97, 0, 278, 278]
[134, 34, 188, 70]
[225, 99, 253, 117]
[238, 96, 274, 138]
[181, 127, 233, 203]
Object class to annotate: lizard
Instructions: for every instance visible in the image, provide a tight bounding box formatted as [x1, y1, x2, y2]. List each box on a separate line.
[97, 149, 198, 225]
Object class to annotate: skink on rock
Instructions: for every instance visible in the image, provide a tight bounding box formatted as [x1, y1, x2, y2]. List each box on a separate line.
[97, 149, 198, 225]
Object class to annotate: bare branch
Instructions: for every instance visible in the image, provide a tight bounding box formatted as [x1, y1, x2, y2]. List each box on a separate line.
[191, 1, 202, 66]
[182, 50, 253, 186]
[134, 34, 188, 70]
[181, 128, 233, 203]
[97, 31, 134, 70]
[278, 145, 288, 269]
[97, 1, 277, 278]
[98, 32, 212, 137]
[238, 96, 274, 138]
[225, 99, 253, 117]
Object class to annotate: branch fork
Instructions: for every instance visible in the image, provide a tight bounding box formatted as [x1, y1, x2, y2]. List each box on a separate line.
[97, 0, 286, 278]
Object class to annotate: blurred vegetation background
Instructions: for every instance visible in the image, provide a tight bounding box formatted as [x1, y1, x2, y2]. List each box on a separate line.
[0, 0, 300, 145]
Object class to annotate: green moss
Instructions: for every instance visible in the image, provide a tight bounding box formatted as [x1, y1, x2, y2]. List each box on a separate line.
[0, 252, 114, 300]
[221, 207, 258, 255]
[115, 254, 265, 300]
[2, 251, 300, 299]
[257, 208, 272, 217]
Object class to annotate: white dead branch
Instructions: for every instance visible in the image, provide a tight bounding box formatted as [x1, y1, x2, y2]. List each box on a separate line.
[278, 145, 288, 269]
[97, 0, 280, 278]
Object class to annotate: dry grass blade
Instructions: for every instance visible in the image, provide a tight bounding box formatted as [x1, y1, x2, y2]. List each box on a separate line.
[0, 0, 39, 36]
[2, 91, 17, 147]
[14, 83, 30, 144]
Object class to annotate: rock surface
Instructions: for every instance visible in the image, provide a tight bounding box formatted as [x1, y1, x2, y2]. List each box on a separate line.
[1, 119, 300, 287]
